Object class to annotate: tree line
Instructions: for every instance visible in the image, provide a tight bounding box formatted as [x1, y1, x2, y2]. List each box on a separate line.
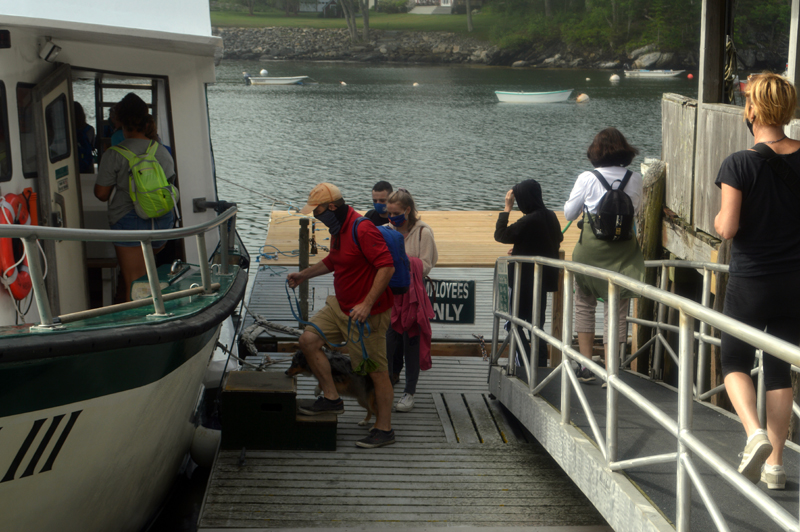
[487, 0, 791, 54]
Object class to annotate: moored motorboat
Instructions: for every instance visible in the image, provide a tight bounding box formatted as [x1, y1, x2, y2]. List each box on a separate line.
[623, 69, 686, 78]
[495, 89, 573, 103]
[244, 73, 311, 85]
[0, 2, 248, 531]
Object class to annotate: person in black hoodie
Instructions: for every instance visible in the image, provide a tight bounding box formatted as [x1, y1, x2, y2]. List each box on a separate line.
[494, 180, 563, 371]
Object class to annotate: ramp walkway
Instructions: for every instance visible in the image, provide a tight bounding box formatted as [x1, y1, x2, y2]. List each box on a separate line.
[488, 257, 800, 532]
[198, 356, 611, 531]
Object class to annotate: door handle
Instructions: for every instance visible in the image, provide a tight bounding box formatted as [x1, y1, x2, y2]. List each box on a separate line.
[53, 193, 67, 228]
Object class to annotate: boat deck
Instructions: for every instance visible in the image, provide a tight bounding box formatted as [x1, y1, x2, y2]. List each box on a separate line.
[198, 356, 611, 531]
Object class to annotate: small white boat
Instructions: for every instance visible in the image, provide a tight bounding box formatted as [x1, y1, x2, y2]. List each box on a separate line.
[495, 89, 573, 103]
[245, 75, 310, 86]
[623, 69, 685, 78]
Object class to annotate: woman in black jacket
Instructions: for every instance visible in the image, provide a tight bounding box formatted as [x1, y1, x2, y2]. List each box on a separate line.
[494, 179, 563, 370]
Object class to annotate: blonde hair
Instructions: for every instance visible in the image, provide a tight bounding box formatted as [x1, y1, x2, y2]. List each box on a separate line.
[387, 188, 419, 229]
[744, 72, 797, 127]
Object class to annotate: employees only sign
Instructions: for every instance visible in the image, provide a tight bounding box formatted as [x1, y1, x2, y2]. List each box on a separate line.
[425, 279, 475, 324]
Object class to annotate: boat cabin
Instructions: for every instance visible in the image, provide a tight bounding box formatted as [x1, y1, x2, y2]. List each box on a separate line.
[0, 2, 224, 325]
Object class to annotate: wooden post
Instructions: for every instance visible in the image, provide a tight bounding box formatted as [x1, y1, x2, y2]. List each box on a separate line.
[710, 239, 731, 408]
[788, 0, 800, 105]
[632, 161, 666, 374]
[698, 0, 730, 104]
[298, 218, 310, 325]
[549, 249, 565, 366]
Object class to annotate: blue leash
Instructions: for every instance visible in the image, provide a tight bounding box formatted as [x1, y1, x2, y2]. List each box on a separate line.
[284, 280, 371, 362]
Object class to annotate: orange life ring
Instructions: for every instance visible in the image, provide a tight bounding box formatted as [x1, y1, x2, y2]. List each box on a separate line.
[0, 193, 32, 300]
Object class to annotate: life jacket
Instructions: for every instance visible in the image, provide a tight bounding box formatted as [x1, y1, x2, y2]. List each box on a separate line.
[352, 217, 410, 295]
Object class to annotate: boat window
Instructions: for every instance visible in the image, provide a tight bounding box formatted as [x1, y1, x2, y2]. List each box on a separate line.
[0, 82, 11, 182]
[16, 84, 36, 178]
[45, 93, 71, 164]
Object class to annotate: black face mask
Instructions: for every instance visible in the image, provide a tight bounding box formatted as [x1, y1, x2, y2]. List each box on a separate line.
[315, 208, 341, 235]
[746, 117, 755, 136]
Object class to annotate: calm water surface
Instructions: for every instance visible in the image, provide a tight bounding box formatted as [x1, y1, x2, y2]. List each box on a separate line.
[207, 61, 697, 254]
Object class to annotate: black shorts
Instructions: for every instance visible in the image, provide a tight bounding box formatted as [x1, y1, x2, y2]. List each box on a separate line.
[720, 271, 800, 391]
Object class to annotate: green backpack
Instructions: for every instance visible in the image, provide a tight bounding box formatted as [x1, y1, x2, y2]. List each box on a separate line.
[109, 141, 178, 219]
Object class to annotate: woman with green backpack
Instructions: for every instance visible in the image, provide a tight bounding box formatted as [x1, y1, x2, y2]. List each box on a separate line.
[95, 92, 177, 302]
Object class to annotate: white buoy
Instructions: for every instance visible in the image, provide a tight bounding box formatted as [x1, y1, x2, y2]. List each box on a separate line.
[413, 82, 419, 87]
[586, 78, 591, 81]
[576, 93, 590, 103]
[190, 425, 221, 468]
[610, 74, 620, 82]
[260, 69, 268, 76]
[340, 81, 347, 86]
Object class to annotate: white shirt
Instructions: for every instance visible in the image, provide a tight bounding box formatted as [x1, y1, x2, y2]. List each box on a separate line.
[563, 166, 643, 221]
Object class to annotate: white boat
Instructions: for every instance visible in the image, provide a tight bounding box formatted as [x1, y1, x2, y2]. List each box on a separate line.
[623, 69, 686, 78]
[495, 89, 573, 103]
[245, 75, 311, 85]
[0, 2, 248, 531]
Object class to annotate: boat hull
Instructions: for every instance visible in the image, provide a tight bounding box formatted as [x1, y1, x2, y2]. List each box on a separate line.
[0, 328, 219, 532]
[247, 76, 309, 85]
[495, 89, 573, 103]
[623, 70, 685, 77]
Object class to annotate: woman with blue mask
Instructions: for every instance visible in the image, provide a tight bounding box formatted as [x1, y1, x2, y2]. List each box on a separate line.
[385, 189, 438, 412]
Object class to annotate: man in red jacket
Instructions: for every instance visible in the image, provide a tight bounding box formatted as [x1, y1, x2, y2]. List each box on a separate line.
[288, 183, 396, 448]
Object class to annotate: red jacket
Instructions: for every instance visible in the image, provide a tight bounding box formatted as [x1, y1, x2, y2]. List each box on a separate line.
[391, 256, 434, 370]
[322, 207, 394, 316]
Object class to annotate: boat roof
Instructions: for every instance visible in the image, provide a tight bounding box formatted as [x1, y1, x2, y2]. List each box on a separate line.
[0, 0, 220, 56]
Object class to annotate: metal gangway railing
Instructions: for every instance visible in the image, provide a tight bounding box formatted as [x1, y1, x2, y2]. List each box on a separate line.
[489, 256, 800, 532]
[0, 207, 238, 329]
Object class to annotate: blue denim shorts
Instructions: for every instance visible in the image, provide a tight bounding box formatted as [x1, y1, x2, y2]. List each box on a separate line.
[111, 210, 174, 248]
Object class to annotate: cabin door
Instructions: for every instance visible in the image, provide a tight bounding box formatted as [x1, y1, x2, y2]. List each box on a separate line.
[32, 64, 88, 315]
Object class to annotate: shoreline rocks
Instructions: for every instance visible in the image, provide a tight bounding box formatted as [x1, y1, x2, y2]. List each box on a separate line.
[213, 28, 785, 70]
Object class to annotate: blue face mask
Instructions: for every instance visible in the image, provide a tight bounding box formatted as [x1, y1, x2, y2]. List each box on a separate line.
[373, 202, 387, 214]
[315, 208, 341, 235]
[388, 213, 406, 227]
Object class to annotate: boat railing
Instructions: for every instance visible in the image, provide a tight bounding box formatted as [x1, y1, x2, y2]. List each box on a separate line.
[490, 255, 800, 532]
[0, 206, 238, 329]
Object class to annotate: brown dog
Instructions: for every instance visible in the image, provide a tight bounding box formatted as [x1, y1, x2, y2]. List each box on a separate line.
[285, 349, 376, 426]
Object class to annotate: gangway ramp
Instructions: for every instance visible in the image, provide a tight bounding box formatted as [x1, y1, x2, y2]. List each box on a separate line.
[198, 356, 611, 531]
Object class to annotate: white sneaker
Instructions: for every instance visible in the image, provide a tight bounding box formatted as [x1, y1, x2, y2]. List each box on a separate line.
[396, 393, 414, 412]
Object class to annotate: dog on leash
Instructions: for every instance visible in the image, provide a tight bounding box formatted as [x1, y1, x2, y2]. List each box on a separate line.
[285, 349, 376, 426]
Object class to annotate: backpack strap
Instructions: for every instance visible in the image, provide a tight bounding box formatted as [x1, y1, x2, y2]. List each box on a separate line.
[351, 216, 367, 253]
[751, 143, 800, 201]
[590, 170, 612, 191]
[591, 169, 632, 191]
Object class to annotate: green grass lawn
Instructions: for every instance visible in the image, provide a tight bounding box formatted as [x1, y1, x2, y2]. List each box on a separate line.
[210, 10, 498, 42]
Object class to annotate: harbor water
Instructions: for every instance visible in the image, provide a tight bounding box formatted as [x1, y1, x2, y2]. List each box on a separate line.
[207, 61, 698, 257]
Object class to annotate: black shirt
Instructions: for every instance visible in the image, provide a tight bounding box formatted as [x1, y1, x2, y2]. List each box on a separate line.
[715, 148, 800, 276]
[364, 209, 389, 226]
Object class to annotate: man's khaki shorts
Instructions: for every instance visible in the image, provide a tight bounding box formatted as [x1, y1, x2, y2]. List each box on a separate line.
[305, 295, 390, 373]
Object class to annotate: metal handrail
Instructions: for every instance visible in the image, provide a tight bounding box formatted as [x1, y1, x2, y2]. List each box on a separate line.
[490, 255, 800, 532]
[2, 207, 238, 328]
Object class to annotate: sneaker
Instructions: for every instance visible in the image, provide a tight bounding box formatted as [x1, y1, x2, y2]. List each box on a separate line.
[738, 431, 772, 483]
[761, 464, 786, 490]
[356, 428, 396, 448]
[298, 396, 344, 416]
[576, 366, 596, 383]
[601, 382, 608, 389]
[396, 393, 414, 412]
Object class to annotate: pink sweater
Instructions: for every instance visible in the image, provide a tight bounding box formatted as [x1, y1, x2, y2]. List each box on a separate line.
[390, 256, 434, 370]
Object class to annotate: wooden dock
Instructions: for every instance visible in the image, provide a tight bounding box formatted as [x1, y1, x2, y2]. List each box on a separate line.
[198, 356, 611, 531]
[260, 210, 581, 267]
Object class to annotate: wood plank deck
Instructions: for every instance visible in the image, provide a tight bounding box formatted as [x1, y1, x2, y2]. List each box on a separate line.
[259, 211, 581, 268]
[198, 357, 611, 531]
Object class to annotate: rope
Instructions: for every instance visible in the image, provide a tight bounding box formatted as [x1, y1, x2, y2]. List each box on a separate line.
[284, 280, 373, 373]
